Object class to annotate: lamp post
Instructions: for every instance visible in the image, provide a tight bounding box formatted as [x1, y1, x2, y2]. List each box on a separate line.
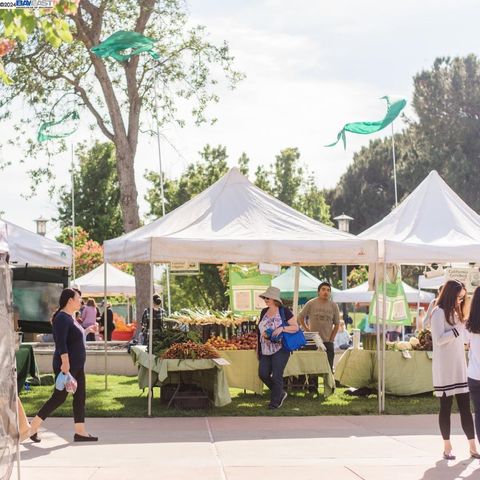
[34, 216, 48, 236]
[334, 214, 353, 317]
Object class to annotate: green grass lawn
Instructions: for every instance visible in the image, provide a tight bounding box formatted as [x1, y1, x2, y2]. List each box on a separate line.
[19, 374, 443, 417]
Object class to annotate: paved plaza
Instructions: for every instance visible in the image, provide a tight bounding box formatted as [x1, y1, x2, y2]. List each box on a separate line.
[11, 414, 480, 480]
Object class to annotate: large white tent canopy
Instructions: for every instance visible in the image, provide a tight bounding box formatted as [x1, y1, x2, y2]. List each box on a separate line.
[332, 281, 434, 304]
[359, 171, 480, 264]
[104, 168, 377, 265]
[74, 263, 136, 296]
[0, 219, 71, 267]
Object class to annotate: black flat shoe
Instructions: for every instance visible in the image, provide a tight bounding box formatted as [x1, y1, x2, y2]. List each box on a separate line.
[74, 433, 98, 442]
[29, 433, 41, 443]
[470, 451, 480, 459]
[443, 452, 455, 460]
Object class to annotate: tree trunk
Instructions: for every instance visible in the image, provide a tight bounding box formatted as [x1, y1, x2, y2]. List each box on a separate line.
[115, 144, 151, 322]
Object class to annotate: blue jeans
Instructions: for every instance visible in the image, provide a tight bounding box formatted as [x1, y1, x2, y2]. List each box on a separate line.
[258, 348, 290, 407]
[468, 377, 480, 443]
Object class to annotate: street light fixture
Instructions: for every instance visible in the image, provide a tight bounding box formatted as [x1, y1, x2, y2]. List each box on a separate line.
[34, 216, 48, 236]
[334, 214, 354, 319]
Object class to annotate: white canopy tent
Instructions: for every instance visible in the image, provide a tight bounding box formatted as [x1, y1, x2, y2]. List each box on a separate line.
[359, 170, 480, 264]
[360, 170, 480, 411]
[332, 281, 434, 304]
[104, 168, 377, 265]
[0, 219, 71, 267]
[74, 263, 135, 297]
[104, 168, 378, 415]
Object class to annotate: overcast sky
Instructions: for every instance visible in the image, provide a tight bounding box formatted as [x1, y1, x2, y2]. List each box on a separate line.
[1, 0, 480, 236]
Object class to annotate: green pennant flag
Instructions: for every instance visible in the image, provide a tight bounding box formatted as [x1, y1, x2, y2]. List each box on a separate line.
[91, 30, 159, 62]
[325, 96, 406, 149]
[37, 93, 80, 142]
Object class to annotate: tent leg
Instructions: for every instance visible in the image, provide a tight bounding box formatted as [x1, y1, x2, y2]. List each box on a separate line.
[382, 263, 387, 412]
[292, 264, 300, 318]
[375, 263, 381, 414]
[104, 262, 108, 390]
[148, 263, 154, 417]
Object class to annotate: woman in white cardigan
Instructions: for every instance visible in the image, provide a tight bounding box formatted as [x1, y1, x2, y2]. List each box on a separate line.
[431, 280, 479, 460]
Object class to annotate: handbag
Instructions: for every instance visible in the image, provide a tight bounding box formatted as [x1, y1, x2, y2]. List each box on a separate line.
[279, 307, 306, 352]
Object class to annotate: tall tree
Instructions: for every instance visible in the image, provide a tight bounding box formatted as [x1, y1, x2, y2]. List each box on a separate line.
[1, 1, 243, 319]
[56, 141, 123, 243]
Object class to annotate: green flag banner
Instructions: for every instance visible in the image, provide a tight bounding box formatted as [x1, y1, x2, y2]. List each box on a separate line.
[37, 93, 81, 142]
[228, 265, 272, 316]
[91, 30, 159, 62]
[325, 96, 406, 149]
[368, 273, 412, 326]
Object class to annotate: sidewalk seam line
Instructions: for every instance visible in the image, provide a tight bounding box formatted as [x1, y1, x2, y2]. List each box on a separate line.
[344, 466, 366, 479]
[205, 417, 228, 480]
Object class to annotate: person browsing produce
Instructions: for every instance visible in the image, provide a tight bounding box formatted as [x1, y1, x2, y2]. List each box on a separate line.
[257, 286, 299, 410]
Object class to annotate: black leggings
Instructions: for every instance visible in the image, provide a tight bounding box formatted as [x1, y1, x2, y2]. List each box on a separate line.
[439, 392, 475, 440]
[37, 368, 86, 424]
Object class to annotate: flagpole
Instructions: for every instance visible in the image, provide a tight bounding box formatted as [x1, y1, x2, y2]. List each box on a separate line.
[391, 123, 398, 207]
[71, 142, 76, 283]
[153, 65, 171, 315]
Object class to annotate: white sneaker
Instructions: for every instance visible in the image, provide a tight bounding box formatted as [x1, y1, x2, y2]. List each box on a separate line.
[278, 391, 288, 408]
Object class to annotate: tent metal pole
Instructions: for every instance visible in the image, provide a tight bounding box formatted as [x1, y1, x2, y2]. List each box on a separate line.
[148, 263, 154, 417]
[104, 262, 108, 390]
[293, 264, 300, 318]
[382, 262, 387, 411]
[375, 263, 381, 414]
[71, 143, 76, 283]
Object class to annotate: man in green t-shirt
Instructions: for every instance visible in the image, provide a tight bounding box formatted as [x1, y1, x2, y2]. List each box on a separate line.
[298, 281, 340, 371]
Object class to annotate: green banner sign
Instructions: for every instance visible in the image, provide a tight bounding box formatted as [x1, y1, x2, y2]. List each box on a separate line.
[228, 265, 272, 316]
[369, 274, 412, 326]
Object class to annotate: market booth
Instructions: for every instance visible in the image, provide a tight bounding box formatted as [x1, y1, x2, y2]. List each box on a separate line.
[104, 168, 377, 413]
[338, 171, 480, 406]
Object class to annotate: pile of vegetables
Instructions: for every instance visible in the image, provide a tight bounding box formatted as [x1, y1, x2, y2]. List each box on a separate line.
[205, 332, 257, 351]
[166, 309, 251, 327]
[386, 329, 432, 351]
[151, 329, 201, 357]
[161, 340, 219, 360]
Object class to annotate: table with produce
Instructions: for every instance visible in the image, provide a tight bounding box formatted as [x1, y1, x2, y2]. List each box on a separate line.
[131, 309, 335, 402]
[335, 330, 435, 396]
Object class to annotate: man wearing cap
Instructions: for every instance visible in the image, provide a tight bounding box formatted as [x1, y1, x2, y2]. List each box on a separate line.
[298, 281, 340, 371]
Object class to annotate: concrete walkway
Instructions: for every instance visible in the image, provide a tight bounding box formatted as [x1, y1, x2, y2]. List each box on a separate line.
[11, 415, 480, 480]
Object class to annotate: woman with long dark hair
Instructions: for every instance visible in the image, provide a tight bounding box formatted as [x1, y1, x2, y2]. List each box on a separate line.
[431, 280, 478, 459]
[466, 286, 480, 447]
[28, 288, 98, 442]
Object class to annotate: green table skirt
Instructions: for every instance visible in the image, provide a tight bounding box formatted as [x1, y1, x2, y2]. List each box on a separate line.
[15, 344, 37, 393]
[219, 349, 335, 396]
[335, 349, 434, 396]
[130, 346, 231, 407]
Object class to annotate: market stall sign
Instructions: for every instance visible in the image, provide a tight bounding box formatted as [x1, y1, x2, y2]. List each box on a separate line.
[228, 265, 272, 316]
[445, 267, 480, 293]
[170, 262, 200, 274]
[369, 273, 412, 326]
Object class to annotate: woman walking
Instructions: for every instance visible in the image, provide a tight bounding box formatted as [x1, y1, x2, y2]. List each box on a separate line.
[466, 286, 480, 448]
[29, 288, 98, 442]
[257, 286, 299, 409]
[431, 280, 478, 459]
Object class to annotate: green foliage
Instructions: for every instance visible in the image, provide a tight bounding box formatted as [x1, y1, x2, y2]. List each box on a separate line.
[0, 1, 78, 82]
[347, 266, 368, 287]
[56, 141, 123, 243]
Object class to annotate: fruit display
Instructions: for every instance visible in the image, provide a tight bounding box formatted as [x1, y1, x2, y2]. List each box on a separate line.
[114, 316, 137, 333]
[166, 309, 252, 327]
[385, 330, 433, 351]
[161, 340, 220, 359]
[205, 332, 257, 351]
[152, 329, 201, 357]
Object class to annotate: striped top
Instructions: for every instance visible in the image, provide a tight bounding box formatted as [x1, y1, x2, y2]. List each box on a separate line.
[431, 306, 468, 397]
